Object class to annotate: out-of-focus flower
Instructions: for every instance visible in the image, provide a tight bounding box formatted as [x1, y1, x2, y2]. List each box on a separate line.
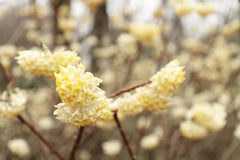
[0, 45, 17, 68]
[137, 116, 152, 130]
[181, 38, 205, 53]
[102, 139, 122, 156]
[180, 120, 208, 140]
[154, 7, 165, 18]
[37, 116, 55, 130]
[16, 49, 80, 79]
[172, 0, 193, 16]
[0, 88, 27, 119]
[116, 33, 138, 59]
[58, 17, 77, 32]
[140, 133, 161, 150]
[194, 2, 215, 17]
[192, 102, 227, 132]
[54, 64, 109, 127]
[78, 150, 91, 160]
[129, 22, 160, 47]
[221, 20, 240, 37]
[234, 124, 240, 139]
[7, 139, 30, 157]
[70, 42, 82, 53]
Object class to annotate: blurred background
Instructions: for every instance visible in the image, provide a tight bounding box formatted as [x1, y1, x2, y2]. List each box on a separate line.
[0, 0, 240, 160]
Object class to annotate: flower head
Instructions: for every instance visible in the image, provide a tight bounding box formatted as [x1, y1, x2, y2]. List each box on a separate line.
[129, 22, 160, 47]
[54, 64, 109, 127]
[16, 49, 80, 79]
[180, 120, 208, 140]
[7, 138, 30, 157]
[141, 60, 185, 111]
[0, 88, 27, 119]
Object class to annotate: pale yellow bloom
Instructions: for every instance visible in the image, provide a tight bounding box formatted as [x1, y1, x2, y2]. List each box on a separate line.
[7, 139, 30, 157]
[180, 120, 208, 140]
[129, 22, 160, 47]
[16, 49, 80, 79]
[172, 0, 193, 16]
[192, 103, 226, 132]
[102, 140, 122, 156]
[234, 124, 240, 140]
[141, 60, 185, 111]
[0, 88, 27, 119]
[117, 33, 138, 59]
[140, 134, 161, 150]
[221, 20, 240, 37]
[0, 44, 17, 68]
[194, 2, 215, 17]
[54, 64, 109, 127]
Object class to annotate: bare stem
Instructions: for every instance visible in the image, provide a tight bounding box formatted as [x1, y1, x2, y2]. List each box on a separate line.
[108, 81, 151, 98]
[69, 127, 84, 160]
[113, 110, 136, 160]
[17, 115, 66, 160]
[0, 63, 16, 88]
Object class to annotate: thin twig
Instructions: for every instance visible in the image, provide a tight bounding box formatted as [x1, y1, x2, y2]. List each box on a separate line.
[17, 115, 66, 160]
[220, 140, 239, 160]
[113, 110, 136, 160]
[69, 127, 84, 160]
[108, 81, 151, 98]
[0, 63, 16, 88]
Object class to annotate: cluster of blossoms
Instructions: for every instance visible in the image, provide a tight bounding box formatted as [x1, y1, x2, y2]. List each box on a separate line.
[0, 44, 17, 69]
[16, 48, 80, 79]
[16, 47, 185, 129]
[98, 60, 185, 129]
[172, 0, 215, 17]
[180, 102, 227, 140]
[129, 22, 160, 47]
[54, 64, 111, 127]
[0, 88, 27, 119]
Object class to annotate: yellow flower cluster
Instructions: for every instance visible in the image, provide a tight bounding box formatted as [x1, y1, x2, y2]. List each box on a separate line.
[180, 121, 208, 140]
[97, 60, 185, 129]
[194, 2, 215, 17]
[54, 64, 110, 127]
[172, 1, 215, 17]
[139, 60, 185, 111]
[221, 20, 240, 37]
[180, 102, 227, 140]
[0, 44, 17, 68]
[0, 88, 27, 119]
[172, 0, 193, 16]
[116, 33, 138, 59]
[16, 49, 80, 79]
[129, 22, 160, 47]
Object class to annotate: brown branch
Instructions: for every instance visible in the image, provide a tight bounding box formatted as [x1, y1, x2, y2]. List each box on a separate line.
[113, 110, 136, 160]
[17, 115, 66, 160]
[0, 63, 16, 88]
[108, 81, 151, 98]
[69, 127, 84, 160]
[220, 140, 239, 160]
